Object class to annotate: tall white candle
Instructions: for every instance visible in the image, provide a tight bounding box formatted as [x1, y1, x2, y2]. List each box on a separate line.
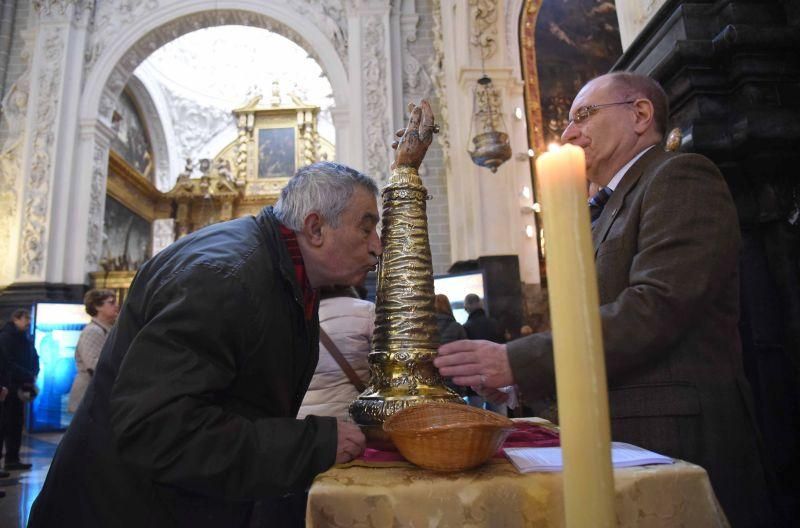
[535, 143, 614, 527]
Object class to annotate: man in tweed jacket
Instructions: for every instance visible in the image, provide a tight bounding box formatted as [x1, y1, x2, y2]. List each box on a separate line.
[436, 73, 773, 527]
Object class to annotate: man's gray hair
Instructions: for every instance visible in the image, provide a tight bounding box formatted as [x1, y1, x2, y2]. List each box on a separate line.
[274, 161, 379, 231]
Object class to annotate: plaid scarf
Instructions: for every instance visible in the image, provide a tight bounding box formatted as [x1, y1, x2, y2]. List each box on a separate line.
[277, 224, 318, 321]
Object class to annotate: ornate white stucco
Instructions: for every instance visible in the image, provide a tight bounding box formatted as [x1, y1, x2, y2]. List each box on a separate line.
[362, 14, 391, 184]
[0, 0, 406, 287]
[2, 0, 544, 288]
[160, 87, 234, 165]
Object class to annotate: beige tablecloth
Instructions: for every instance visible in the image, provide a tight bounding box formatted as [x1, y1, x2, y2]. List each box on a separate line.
[307, 459, 728, 527]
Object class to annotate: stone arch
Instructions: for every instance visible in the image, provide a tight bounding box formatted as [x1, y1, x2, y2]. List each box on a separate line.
[73, 1, 351, 278]
[81, 3, 348, 124]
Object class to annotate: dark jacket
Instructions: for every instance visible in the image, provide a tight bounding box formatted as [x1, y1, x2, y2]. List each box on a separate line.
[463, 308, 505, 344]
[435, 313, 466, 345]
[0, 321, 39, 391]
[29, 207, 337, 528]
[507, 149, 771, 526]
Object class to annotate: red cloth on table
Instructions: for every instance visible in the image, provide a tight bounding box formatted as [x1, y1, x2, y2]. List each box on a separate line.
[359, 421, 560, 463]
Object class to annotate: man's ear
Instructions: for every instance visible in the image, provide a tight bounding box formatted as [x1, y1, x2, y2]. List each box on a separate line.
[301, 212, 325, 247]
[632, 99, 655, 135]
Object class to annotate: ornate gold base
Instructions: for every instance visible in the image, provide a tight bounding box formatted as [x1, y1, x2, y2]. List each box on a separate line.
[350, 392, 463, 428]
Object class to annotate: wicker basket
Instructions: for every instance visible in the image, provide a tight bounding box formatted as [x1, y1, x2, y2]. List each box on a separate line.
[383, 402, 515, 472]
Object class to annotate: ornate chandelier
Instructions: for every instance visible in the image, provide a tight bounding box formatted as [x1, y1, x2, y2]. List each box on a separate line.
[468, 73, 512, 172]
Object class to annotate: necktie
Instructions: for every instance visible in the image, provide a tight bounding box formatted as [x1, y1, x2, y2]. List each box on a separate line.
[588, 187, 613, 226]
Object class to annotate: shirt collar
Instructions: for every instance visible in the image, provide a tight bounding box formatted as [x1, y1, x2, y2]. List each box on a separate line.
[605, 145, 655, 191]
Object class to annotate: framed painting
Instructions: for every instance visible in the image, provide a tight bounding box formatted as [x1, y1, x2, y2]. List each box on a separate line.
[258, 127, 296, 178]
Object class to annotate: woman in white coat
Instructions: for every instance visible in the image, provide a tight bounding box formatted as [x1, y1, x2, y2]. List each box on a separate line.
[67, 289, 118, 413]
[298, 286, 374, 419]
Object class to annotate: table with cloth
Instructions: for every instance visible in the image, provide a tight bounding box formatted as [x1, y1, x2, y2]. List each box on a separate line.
[306, 420, 728, 527]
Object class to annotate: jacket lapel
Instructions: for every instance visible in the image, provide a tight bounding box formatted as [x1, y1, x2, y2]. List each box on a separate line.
[592, 146, 666, 254]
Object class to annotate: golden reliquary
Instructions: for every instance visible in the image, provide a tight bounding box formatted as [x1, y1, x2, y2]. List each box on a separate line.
[350, 166, 463, 440]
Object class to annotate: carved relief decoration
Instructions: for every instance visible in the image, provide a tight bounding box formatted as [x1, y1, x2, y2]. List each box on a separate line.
[293, 0, 348, 69]
[161, 87, 234, 163]
[400, 14, 432, 102]
[85, 142, 109, 269]
[0, 146, 21, 283]
[430, 0, 451, 172]
[0, 32, 34, 284]
[469, 0, 498, 60]
[34, 0, 94, 21]
[363, 16, 390, 184]
[84, 0, 160, 75]
[20, 27, 66, 278]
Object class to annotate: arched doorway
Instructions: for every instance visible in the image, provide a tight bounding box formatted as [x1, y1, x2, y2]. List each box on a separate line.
[71, 2, 352, 281]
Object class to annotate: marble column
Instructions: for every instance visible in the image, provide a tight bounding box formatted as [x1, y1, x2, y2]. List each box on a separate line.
[0, 1, 93, 317]
[14, 0, 92, 285]
[347, 0, 395, 186]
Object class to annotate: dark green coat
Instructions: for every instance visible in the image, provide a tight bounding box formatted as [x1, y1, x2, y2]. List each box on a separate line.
[29, 207, 336, 527]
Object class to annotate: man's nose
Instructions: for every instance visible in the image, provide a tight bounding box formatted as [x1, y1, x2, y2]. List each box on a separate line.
[369, 230, 383, 258]
[561, 121, 579, 143]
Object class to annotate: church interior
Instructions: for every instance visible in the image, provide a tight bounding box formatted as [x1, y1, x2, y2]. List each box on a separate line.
[0, 0, 798, 526]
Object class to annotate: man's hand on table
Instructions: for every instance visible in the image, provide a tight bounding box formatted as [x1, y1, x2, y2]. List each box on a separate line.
[335, 420, 366, 464]
[434, 340, 514, 397]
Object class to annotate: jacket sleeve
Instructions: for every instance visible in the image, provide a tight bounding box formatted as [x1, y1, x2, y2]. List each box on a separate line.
[109, 264, 337, 500]
[508, 154, 739, 399]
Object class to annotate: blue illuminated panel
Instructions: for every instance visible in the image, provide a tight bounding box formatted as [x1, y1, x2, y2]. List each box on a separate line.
[28, 303, 90, 432]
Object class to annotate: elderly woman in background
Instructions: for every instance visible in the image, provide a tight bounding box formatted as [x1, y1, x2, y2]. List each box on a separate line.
[67, 289, 119, 413]
[297, 285, 374, 420]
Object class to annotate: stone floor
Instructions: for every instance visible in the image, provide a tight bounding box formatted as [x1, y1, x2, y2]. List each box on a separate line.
[0, 432, 62, 528]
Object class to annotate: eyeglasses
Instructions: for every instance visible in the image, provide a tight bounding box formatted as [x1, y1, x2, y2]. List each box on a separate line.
[568, 100, 637, 126]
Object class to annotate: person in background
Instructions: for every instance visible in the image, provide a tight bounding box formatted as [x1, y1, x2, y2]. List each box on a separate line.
[519, 325, 534, 337]
[461, 294, 506, 412]
[434, 294, 466, 345]
[434, 294, 468, 398]
[67, 289, 119, 413]
[0, 381, 8, 494]
[462, 294, 505, 344]
[297, 285, 374, 420]
[0, 309, 39, 471]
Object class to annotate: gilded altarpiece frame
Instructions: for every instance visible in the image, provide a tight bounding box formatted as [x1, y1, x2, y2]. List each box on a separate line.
[227, 97, 321, 219]
[163, 96, 323, 235]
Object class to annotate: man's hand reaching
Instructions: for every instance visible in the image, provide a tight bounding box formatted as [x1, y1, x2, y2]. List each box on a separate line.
[335, 420, 366, 464]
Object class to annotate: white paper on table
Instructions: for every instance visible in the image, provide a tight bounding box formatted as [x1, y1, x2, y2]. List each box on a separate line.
[504, 442, 674, 473]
